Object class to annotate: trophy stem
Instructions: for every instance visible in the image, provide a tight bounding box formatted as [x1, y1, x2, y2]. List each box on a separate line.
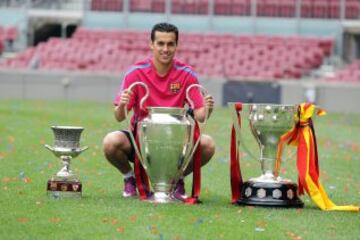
[61, 156, 71, 172]
[260, 145, 278, 179]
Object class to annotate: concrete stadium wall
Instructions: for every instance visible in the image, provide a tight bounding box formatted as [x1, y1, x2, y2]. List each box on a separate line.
[1, 70, 359, 113]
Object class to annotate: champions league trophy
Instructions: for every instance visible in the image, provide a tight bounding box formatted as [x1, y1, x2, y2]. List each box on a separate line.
[45, 126, 88, 198]
[125, 82, 207, 203]
[230, 103, 304, 208]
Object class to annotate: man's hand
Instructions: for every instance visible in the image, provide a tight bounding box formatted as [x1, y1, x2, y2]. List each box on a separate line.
[204, 94, 214, 113]
[118, 89, 132, 107]
[193, 94, 214, 122]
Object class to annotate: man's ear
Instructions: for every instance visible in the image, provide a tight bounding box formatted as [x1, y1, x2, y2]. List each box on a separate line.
[149, 41, 154, 50]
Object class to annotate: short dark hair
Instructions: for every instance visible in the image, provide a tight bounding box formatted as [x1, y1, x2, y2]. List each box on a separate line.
[151, 22, 179, 44]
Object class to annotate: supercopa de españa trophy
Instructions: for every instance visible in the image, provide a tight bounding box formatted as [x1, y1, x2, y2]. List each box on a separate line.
[45, 126, 88, 198]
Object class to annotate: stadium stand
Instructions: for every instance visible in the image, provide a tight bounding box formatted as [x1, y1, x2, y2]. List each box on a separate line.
[322, 59, 360, 83]
[0, 27, 333, 80]
[88, 0, 360, 19]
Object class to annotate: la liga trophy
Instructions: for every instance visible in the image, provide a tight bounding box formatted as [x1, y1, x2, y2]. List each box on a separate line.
[229, 103, 303, 208]
[45, 126, 88, 198]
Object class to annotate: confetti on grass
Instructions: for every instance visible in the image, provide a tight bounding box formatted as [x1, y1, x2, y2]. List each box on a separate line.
[255, 227, 265, 232]
[128, 215, 137, 223]
[50, 217, 61, 224]
[287, 230, 302, 240]
[18, 217, 28, 224]
[255, 220, 267, 232]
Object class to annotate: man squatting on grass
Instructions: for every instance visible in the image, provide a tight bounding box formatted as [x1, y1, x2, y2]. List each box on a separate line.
[102, 22, 215, 200]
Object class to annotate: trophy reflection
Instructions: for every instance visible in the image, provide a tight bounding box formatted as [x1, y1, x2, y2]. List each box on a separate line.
[45, 126, 88, 198]
[230, 103, 304, 208]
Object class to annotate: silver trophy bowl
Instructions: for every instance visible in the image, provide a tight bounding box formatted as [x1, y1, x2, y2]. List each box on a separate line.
[247, 104, 297, 182]
[230, 103, 303, 208]
[45, 126, 88, 198]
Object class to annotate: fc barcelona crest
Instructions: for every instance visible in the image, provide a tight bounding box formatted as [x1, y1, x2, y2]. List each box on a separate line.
[170, 82, 181, 93]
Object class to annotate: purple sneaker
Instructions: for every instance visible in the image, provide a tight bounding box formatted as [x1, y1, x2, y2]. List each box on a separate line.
[123, 176, 137, 197]
[173, 179, 187, 201]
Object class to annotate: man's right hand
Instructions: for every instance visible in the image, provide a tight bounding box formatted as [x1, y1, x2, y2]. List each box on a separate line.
[118, 89, 133, 107]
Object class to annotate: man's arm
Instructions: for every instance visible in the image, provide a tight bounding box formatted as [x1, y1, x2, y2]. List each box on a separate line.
[114, 89, 132, 122]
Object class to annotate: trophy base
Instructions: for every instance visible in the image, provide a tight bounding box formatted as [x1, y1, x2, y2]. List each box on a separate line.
[237, 181, 303, 208]
[144, 192, 178, 204]
[47, 180, 82, 198]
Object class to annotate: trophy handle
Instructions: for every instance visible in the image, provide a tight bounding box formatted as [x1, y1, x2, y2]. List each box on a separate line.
[79, 146, 88, 152]
[185, 84, 209, 162]
[186, 84, 209, 126]
[124, 81, 149, 163]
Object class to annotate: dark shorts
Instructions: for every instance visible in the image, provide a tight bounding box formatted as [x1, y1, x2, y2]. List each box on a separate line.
[120, 130, 135, 163]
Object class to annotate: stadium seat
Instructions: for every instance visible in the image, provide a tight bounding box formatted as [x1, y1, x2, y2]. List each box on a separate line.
[312, 0, 328, 18]
[151, 0, 165, 13]
[130, 0, 151, 12]
[214, 0, 232, 15]
[232, 0, 251, 16]
[301, 0, 313, 18]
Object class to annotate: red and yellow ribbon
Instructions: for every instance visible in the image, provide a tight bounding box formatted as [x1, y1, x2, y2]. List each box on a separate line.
[278, 103, 359, 211]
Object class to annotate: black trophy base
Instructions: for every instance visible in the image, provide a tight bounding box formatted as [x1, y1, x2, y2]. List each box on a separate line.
[47, 180, 82, 198]
[237, 181, 304, 208]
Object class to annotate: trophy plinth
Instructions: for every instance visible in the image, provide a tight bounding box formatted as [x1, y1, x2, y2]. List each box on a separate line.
[237, 181, 304, 208]
[230, 103, 304, 208]
[45, 126, 88, 198]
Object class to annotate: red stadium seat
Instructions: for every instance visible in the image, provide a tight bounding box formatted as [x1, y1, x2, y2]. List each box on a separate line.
[151, 0, 165, 13]
[328, 0, 340, 19]
[131, 0, 151, 12]
[346, 0, 360, 19]
[232, 0, 251, 16]
[214, 0, 232, 15]
[312, 0, 328, 18]
[301, 0, 313, 18]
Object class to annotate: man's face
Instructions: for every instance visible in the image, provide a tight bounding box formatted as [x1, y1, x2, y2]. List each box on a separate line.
[150, 31, 177, 65]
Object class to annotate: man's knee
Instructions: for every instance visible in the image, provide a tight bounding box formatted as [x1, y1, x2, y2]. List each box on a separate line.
[201, 135, 216, 161]
[103, 131, 129, 155]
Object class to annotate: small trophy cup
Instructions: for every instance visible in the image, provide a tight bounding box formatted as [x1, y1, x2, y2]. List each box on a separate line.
[230, 103, 304, 208]
[45, 126, 88, 198]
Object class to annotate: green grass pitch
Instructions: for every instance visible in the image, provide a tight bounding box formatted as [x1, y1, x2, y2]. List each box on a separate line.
[0, 99, 359, 239]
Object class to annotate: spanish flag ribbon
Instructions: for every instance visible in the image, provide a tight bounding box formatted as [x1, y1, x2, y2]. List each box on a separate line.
[278, 103, 359, 211]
